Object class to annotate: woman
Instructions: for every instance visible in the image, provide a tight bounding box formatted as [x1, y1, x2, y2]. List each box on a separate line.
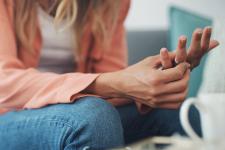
[0, 0, 219, 149]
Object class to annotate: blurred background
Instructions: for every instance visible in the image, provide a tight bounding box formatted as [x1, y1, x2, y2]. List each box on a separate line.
[124, 0, 225, 97]
[125, 0, 225, 30]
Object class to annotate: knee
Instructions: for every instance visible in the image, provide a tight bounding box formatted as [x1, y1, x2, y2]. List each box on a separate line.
[46, 96, 122, 124]
[53, 97, 124, 149]
[65, 97, 123, 126]
[79, 97, 124, 148]
[0, 97, 124, 149]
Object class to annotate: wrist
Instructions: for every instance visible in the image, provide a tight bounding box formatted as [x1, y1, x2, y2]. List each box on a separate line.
[86, 71, 124, 98]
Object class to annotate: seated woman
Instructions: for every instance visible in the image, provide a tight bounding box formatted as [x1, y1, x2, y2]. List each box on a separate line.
[0, 0, 219, 149]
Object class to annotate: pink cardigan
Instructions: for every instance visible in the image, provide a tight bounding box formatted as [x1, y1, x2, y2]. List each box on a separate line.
[0, 0, 147, 114]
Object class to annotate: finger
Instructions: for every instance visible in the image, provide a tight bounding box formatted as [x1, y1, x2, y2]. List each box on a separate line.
[145, 101, 182, 109]
[155, 69, 190, 95]
[201, 27, 212, 52]
[175, 35, 187, 64]
[208, 40, 220, 52]
[154, 87, 189, 104]
[188, 28, 203, 59]
[160, 48, 173, 69]
[135, 98, 155, 108]
[135, 101, 152, 114]
[156, 102, 182, 109]
[160, 62, 190, 82]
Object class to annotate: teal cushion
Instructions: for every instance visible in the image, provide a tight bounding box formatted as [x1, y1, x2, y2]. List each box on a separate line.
[169, 6, 213, 97]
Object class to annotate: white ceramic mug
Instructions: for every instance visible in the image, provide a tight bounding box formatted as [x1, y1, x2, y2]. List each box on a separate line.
[180, 93, 225, 142]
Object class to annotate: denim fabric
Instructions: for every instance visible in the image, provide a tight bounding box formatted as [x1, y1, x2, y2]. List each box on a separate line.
[117, 103, 201, 144]
[0, 97, 201, 150]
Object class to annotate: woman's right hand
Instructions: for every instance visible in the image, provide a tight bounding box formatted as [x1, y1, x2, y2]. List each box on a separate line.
[90, 55, 190, 109]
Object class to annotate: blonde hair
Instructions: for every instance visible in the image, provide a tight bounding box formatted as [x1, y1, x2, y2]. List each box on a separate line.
[12, 0, 120, 60]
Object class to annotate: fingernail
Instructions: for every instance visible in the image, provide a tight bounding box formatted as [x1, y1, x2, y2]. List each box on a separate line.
[180, 35, 187, 41]
[179, 35, 186, 42]
[180, 36, 187, 45]
[196, 28, 203, 33]
[196, 29, 203, 40]
[195, 28, 202, 35]
[161, 48, 168, 52]
[207, 27, 212, 33]
[160, 48, 168, 56]
[198, 31, 203, 36]
[205, 26, 212, 31]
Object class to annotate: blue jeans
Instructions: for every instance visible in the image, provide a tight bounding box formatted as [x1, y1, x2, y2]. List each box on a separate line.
[0, 97, 201, 150]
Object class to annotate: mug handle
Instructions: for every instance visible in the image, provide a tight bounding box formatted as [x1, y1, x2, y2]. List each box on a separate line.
[180, 98, 202, 141]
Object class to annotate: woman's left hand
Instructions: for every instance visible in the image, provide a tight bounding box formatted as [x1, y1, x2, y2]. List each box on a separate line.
[161, 27, 220, 70]
[177, 27, 219, 69]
